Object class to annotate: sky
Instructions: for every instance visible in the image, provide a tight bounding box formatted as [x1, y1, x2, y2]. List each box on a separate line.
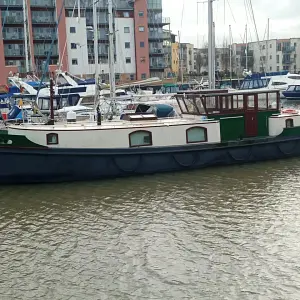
[162, 0, 300, 47]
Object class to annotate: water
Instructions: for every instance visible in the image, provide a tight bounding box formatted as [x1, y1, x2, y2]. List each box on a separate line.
[1, 159, 300, 299]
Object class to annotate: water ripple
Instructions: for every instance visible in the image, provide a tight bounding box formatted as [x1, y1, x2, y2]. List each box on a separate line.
[1, 159, 300, 299]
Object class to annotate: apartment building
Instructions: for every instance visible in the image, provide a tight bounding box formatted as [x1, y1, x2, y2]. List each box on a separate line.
[0, 0, 171, 85]
[233, 38, 300, 75]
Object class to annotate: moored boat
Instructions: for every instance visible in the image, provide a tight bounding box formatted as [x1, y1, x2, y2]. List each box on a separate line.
[282, 85, 300, 100]
[1, 89, 300, 184]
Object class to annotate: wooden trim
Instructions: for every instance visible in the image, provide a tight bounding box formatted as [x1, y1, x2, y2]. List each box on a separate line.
[129, 130, 153, 148]
[46, 133, 59, 145]
[186, 126, 208, 144]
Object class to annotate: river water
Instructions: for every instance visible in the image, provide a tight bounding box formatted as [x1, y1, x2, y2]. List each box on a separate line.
[1, 159, 300, 299]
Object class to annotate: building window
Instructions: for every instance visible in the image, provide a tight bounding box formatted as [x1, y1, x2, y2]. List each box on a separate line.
[276, 55, 279, 63]
[138, 11, 144, 17]
[126, 57, 131, 63]
[46, 133, 59, 145]
[270, 55, 272, 59]
[72, 59, 78, 65]
[138, 26, 145, 32]
[286, 119, 294, 128]
[277, 66, 280, 71]
[130, 74, 134, 80]
[270, 66, 272, 71]
[294, 43, 297, 47]
[70, 27, 76, 33]
[124, 27, 130, 33]
[115, 74, 120, 80]
[125, 42, 130, 49]
[140, 41, 145, 48]
[270, 44, 272, 48]
[141, 73, 146, 79]
[71, 43, 77, 49]
[129, 130, 152, 147]
[186, 127, 207, 143]
[123, 12, 129, 17]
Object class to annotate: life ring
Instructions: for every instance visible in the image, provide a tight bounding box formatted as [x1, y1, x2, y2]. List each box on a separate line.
[281, 109, 298, 115]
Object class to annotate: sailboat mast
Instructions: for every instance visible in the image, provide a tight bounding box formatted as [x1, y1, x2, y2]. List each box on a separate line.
[22, 0, 30, 73]
[178, 30, 183, 84]
[266, 18, 269, 73]
[245, 24, 248, 71]
[229, 25, 232, 82]
[93, 0, 99, 105]
[108, 0, 116, 99]
[208, 0, 215, 89]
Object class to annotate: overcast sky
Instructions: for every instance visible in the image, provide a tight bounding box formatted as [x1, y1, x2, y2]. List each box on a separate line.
[162, 0, 300, 47]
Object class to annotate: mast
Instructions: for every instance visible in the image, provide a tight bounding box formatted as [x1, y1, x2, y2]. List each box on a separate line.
[229, 25, 232, 82]
[178, 31, 183, 84]
[208, 0, 215, 89]
[108, 0, 116, 99]
[22, 0, 30, 73]
[245, 24, 248, 71]
[266, 18, 269, 73]
[93, 0, 99, 106]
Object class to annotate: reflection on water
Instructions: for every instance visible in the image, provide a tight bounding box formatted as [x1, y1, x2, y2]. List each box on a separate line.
[1, 159, 300, 299]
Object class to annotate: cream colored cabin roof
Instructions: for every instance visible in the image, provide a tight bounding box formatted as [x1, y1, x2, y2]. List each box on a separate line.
[8, 117, 218, 132]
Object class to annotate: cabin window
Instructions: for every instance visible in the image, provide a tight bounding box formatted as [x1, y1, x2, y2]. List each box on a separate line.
[186, 127, 207, 143]
[286, 119, 294, 128]
[129, 130, 152, 147]
[46, 133, 59, 145]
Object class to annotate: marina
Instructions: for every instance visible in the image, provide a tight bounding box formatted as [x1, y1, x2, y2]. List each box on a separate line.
[2, 0, 300, 299]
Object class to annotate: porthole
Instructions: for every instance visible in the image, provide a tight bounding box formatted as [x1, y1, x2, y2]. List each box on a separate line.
[129, 130, 152, 147]
[46, 133, 59, 145]
[186, 127, 207, 143]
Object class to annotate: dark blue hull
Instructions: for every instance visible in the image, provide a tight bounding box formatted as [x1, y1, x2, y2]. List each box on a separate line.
[282, 91, 300, 100]
[1, 136, 300, 184]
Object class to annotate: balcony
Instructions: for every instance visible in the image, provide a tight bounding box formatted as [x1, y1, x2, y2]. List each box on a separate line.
[1, 15, 24, 24]
[282, 57, 295, 64]
[30, 0, 55, 7]
[4, 49, 25, 57]
[283, 46, 296, 53]
[149, 48, 164, 56]
[34, 49, 58, 56]
[148, 17, 170, 26]
[150, 63, 166, 70]
[2, 32, 24, 40]
[148, 32, 167, 41]
[31, 17, 56, 24]
[0, 0, 22, 7]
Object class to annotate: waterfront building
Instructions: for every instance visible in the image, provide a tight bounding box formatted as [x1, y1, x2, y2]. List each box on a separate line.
[0, 0, 171, 84]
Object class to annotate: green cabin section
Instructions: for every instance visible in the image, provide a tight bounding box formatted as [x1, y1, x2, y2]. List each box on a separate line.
[217, 111, 278, 142]
[0, 130, 45, 148]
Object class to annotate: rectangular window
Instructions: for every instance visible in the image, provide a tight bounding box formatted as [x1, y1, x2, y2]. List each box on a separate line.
[130, 74, 134, 80]
[140, 41, 145, 48]
[269, 55, 272, 59]
[72, 59, 78, 65]
[277, 66, 280, 71]
[124, 27, 130, 33]
[115, 74, 120, 80]
[71, 43, 77, 49]
[138, 11, 144, 17]
[138, 26, 145, 32]
[126, 57, 131, 64]
[270, 44, 272, 48]
[276, 55, 279, 63]
[70, 27, 76, 33]
[123, 12, 129, 17]
[125, 42, 130, 49]
[141, 73, 146, 79]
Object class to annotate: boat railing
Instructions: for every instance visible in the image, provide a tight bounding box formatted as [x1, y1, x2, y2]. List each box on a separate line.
[174, 90, 280, 116]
